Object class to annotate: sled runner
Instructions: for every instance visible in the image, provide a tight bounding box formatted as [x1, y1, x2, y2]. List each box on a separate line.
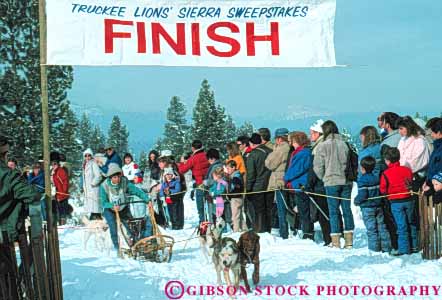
[117, 197, 174, 263]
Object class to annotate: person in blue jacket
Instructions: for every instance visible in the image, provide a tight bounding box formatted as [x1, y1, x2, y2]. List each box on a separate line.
[354, 156, 391, 253]
[359, 126, 382, 177]
[28, 162, 47, 220]
[159, 167, 182, 230]
[28, 162, 45, 193]
[99, 145, 123, 175]
[424, 118, 442, 195]
[284, 131, 314, 240]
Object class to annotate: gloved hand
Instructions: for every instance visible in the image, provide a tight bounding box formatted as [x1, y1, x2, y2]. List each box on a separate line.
[190, 190, 195, 201]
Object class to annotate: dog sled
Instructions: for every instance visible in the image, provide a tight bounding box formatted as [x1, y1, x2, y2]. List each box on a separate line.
[116, 197, 174, 263]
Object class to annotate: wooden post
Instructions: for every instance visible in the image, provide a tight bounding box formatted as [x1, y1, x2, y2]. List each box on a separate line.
[39, 0, 63, 299]
[39, 0, 52, 233]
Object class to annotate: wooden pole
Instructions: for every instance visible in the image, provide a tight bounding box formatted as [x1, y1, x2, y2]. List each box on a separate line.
[39, 0, 52, 233]
[39, 0, 63, 299]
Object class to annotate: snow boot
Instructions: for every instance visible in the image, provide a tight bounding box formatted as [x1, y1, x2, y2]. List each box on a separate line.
[331, 233, 341, 248]
[344, 231, 353, 249]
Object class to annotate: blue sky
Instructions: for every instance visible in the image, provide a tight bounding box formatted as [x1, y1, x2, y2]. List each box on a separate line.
[68, 0, 442, 117]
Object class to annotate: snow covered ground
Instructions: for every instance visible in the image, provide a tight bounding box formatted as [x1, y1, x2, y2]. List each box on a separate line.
[60, 193, 442, 300]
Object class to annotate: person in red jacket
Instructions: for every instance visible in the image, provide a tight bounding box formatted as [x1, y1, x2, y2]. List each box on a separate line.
[380, 147, 417, 256]
[51, 153, 70, 225]
[178, 140, 209, 223]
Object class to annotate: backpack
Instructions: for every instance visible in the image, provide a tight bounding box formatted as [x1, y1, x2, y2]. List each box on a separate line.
[345, 142, 359, 182]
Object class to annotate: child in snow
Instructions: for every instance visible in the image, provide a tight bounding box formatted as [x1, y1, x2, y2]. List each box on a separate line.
[355, 156, 391, 252]
[122, 153, 142, 184]
[209, 166, 228, 219]
[160, 167, 182, 230]
[225, 160, 247, 232]
[380, 147, 416, 255]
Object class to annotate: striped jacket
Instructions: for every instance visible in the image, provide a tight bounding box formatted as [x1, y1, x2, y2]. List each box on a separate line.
[354, 173, 382, 208]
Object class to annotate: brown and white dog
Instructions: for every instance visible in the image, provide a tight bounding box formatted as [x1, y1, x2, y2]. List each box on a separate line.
[198, 217, 226, 263]
[82, 216, 110, 253]
[213, 237, 241, 288]
[238, 230, 260, 292]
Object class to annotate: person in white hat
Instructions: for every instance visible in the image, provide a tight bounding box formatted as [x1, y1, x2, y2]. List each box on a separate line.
[310, 119, 324, 151]
[306, 119, 333, 246]
[99, 163, 153, 251]
[81, 148, 102, 220]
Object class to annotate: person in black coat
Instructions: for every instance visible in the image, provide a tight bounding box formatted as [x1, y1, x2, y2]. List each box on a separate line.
[245, 133, 272, 233]
[148, 150, 161, 181]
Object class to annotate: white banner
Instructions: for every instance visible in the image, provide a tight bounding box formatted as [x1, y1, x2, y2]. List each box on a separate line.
[46, 0, 336, 67]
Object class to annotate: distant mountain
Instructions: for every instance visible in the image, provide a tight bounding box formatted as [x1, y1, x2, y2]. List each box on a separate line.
[72, 102, 435, 156]
[71, 103, 166, 155]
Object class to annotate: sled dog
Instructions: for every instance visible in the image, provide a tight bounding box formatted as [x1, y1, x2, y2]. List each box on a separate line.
[197, 217, 225, 263]
[82, 216, 110, 253]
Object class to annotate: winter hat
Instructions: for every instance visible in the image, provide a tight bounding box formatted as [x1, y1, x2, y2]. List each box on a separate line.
[83, 148, 93, 157]
[159, 150, 172, 158]
[433, 172, 442, 184]
[310, 119, 325, 134]
[50, 151, 61, 163]
[249, 133, 262, 145]
[164, 167, 175, 176]
[107, 163, 123, 177]
[274, 128, 289, 138]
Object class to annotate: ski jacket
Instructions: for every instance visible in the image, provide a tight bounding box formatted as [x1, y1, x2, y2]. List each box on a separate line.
[427, 139, 442, 186]
[265, 141, 290, 190]
[228, 171, 244, 199]
[178, 148, 209, 185]
[354, 173, 382, 208]
[380, 162, 413, 201]
[99, 176, 149, 211]
[313, 134, 349, 187]
[381, 130, 401, 148]
[122, 161, 142, 182]
[28, 170, 45, 193]
[246, 145, 272, 192]
[52, 166, 69, 201]
[101, 151, 123, 174]
[284, 147, 312, 190]
[227, 154, 246, 175]
[398, 135, 431, 174]
[359, 143, 382, 177]
[0, 160, 40, 240]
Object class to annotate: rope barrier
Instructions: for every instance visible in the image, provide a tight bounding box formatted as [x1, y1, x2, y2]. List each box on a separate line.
[34, 182, 421, 202]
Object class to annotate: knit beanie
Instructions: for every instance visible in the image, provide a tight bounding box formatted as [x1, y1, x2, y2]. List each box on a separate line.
[433, 172, 442, 184]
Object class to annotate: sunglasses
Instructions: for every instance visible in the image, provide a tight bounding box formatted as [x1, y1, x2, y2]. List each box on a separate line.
[84, 154, 92, 158]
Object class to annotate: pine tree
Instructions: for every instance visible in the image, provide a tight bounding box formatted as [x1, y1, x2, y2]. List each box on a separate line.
[0, 0, 74, 166]
[153, 137, 164, 153]
[107, 116, 129, 155]
[78, 112, 93, 150]
[192, 79, 223, 150]
[224, 115, 237, 144]
[162, 96, 190, 157]
[236, 121, 255, 137]
[90, 125, 106, 153]
[138, 150, 148, 171]
[55, 106, 82, 168]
